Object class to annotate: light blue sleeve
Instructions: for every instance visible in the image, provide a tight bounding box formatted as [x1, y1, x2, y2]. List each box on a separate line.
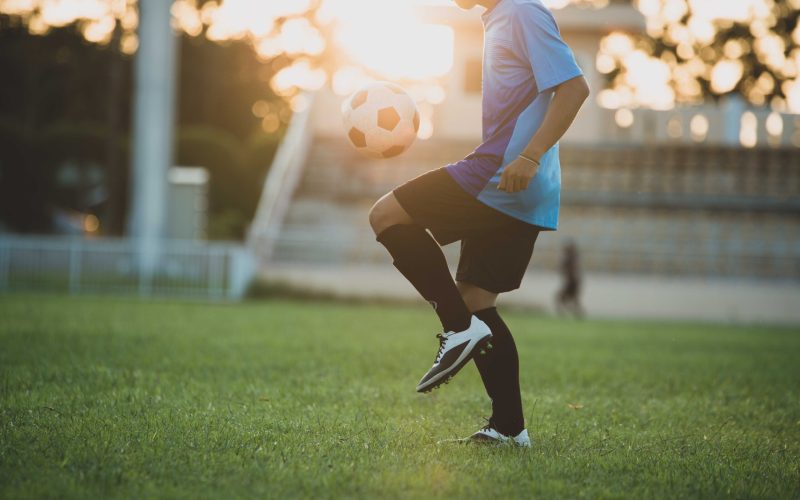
[512, 0, 583, 92]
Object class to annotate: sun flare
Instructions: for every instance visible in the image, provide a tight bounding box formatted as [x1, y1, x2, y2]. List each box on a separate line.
[325, 0, 454, 81]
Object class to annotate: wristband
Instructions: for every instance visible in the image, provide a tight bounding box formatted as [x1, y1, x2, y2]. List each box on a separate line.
[518, 153, 540, 166]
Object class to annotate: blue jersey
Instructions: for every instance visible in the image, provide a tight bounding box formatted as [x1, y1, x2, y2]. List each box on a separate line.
[445, 0, 583, 230]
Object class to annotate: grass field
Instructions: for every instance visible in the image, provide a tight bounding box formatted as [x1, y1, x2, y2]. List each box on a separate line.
[1, 295, 799, 498]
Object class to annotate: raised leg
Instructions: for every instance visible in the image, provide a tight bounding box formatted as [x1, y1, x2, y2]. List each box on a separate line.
[371, 193, 472, 333]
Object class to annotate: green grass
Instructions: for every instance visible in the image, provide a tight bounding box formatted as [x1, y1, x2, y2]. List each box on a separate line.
[1, 295, 799, 499]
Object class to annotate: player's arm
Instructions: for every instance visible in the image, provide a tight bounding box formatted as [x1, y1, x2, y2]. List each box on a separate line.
[498, 75, 590, 193]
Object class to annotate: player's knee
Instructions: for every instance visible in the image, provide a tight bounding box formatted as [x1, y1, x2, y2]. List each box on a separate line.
[370, 193, 414, 235]
[369, 197, 392, 235]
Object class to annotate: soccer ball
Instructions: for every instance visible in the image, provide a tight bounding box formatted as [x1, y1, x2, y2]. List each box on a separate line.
[342, 82, 420, 159]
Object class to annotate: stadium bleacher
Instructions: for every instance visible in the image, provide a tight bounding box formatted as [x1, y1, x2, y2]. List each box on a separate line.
[272, 136, 800, 280]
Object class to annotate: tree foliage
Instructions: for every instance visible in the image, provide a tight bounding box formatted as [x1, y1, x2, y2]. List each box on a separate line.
[0, 15, 284, 237]
[599, 0, 800, 111]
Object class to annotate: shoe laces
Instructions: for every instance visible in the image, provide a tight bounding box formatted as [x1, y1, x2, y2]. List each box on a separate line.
[480, 416, 497, 433]
[434, 332, 449, 363]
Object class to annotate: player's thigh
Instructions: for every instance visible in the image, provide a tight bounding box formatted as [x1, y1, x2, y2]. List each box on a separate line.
[390, 168, 482, 245]
[392, 167, 532, 246]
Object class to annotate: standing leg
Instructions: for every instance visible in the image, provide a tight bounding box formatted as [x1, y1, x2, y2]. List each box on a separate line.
[459, 281, 525, 437]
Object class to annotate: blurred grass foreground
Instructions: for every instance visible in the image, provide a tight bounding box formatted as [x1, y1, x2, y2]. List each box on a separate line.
[1, 295, 798, 498]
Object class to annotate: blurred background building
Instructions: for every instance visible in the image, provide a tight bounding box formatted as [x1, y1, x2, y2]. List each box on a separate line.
[0, 0, 798, 321]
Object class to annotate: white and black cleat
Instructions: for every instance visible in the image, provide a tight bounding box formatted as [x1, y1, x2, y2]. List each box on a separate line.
[416, 315, 492, 393]
[460, 426, 532, 447]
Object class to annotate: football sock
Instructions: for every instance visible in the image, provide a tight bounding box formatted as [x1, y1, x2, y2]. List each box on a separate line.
[473, 306, 524, 436]
[376, 224, 472, 333]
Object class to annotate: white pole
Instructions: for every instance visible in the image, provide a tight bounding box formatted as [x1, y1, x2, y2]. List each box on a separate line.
[128, 0, 178, 285]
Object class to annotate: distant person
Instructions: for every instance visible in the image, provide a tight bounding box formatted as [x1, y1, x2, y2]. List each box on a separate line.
[556, 240, 584, 318]
[368, 0, 589, 447]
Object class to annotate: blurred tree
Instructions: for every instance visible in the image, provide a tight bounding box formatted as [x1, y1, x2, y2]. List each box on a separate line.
[0, 10, 287, 238]
[598, 0, 800, 112]
[178, 34, 287, 143]
[0, 19, 130, 232]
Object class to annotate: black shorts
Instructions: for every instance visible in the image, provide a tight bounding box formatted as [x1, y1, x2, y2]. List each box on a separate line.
[392, 167, 540, 294]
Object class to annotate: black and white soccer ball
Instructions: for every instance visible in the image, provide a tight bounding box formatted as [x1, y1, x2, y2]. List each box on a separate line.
[342, 82, 420, 159]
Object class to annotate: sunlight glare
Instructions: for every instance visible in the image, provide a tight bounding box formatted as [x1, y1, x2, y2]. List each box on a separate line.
[204, 0, 312, 41]
[710, 59, 744, 94]
[331, 0, 454, 81]
[784, 80, 800, 113]
[332, 66, 371, 96]
[279, 17, 325, 56]
[766, 111, 784, 137]
[272, 60, 327, 96]
[690, 114, 709, 141]
[740, 111, 758, 147]
[39, 0, 107, 27]
[615, 108, 634, 128]
[622, 50, 674, 110]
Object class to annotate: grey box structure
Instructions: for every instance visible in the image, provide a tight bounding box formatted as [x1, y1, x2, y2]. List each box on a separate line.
[167, 166, 208, 240]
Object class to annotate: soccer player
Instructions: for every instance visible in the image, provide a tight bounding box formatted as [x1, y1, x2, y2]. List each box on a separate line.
[369, 0, 590, 446]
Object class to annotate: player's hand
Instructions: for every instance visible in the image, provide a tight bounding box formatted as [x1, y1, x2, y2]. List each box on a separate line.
[498, 156, 539, 193]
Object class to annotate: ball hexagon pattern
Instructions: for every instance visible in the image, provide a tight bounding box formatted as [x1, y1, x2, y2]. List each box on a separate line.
[342, 81, 420, 159]
[377, 107, 401, 131]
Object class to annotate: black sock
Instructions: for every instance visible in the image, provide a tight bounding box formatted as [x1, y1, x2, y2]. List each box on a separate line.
[473, 307, 524, 436]
[376, 224, 471, 332]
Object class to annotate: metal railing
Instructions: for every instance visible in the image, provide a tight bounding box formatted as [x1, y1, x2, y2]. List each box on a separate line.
[0, 236, 255, 300]
[247, 92, 316, 265]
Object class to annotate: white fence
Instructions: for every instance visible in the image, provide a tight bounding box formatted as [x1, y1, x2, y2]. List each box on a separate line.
[0, 236, 255, 300]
